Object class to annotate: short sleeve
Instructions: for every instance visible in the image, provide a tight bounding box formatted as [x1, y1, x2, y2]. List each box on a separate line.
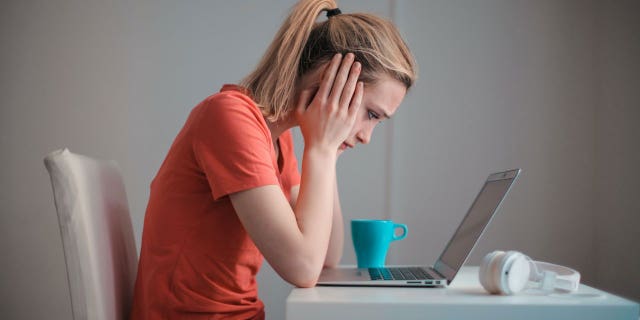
[191, 92, 279, 200]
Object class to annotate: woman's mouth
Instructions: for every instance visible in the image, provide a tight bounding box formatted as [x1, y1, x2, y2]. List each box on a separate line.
[339, 142, 353, 151]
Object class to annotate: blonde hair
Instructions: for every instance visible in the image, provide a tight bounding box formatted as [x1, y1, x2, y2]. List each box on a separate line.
[240, 0, 417, 121]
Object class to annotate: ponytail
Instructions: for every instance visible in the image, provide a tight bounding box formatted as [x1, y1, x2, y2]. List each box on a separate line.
[241, 0, 416, 122]
[241, 0, 338, 121]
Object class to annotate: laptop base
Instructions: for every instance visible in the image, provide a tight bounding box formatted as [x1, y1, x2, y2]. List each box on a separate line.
[317, 266, 448, 287]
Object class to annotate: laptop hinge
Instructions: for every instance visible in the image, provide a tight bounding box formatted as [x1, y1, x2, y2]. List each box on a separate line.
[432, 267, 446, 279]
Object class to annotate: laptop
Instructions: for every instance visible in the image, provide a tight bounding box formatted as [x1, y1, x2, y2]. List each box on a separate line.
[317, 168, 521, 287]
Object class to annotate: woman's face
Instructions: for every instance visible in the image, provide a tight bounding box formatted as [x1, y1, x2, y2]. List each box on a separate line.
[337, 76, 406, 155]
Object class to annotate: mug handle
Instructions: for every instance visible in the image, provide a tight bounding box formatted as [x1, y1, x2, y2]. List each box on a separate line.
[392, 223, 408, 241]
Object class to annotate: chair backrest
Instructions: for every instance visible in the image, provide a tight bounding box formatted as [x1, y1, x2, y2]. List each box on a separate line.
[44, 148, 138, 320]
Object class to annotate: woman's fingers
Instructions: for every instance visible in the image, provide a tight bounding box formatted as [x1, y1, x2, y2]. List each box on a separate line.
[339, 61, 361, 109]
[316, 53, 343, 102]
[316, 53, 360, 111]
[348, 82, 364, 119]
[328, 53, 356, 107]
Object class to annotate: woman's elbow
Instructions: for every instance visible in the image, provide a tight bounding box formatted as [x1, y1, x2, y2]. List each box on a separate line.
[284, 271, 319, 288]
[280, 260, 322, 288]
[293, 277, 318, 288]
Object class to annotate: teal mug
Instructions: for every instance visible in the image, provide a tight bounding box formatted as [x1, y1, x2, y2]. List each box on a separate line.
[351, 219, 408, 268]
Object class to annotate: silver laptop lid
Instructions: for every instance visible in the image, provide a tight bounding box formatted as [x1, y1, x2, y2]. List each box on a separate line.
[433, 169, 521, 284]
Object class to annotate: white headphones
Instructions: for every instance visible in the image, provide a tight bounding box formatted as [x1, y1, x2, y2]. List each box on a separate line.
[479, 250, 581, 295]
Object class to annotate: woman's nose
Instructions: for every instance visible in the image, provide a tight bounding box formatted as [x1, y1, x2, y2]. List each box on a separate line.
[356, 124, 374, 145]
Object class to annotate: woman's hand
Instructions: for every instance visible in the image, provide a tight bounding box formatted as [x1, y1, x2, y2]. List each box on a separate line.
[296, 53, 364, 154]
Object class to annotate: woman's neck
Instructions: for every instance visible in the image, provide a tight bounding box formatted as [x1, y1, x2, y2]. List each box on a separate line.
[265, 112, 297, 145]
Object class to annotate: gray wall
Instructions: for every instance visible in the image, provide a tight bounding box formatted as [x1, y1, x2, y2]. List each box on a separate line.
[1, 1, 638, 319]
[595, 0, 640, 301]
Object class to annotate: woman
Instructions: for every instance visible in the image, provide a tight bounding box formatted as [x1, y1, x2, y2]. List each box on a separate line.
[130, 0, 416, 319]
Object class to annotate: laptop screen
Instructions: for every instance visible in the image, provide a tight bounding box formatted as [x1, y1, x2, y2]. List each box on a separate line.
[434, 169, 519, 282]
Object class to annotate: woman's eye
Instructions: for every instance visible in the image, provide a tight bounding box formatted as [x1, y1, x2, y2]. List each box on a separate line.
[367, 110, 380, 120]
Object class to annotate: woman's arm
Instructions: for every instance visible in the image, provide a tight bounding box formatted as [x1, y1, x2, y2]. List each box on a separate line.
[324, 179, 344, 267]
[230, 53, 361, 288]
[288, 177, 344, 269]
[230, 149, 337, 288]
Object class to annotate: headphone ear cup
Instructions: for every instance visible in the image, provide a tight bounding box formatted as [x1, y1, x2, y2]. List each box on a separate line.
[479, 251, 504, 294]
[500, 252, 530, 295]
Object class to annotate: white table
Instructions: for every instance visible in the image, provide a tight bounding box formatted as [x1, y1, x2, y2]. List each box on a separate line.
[286, 266, 639, 320]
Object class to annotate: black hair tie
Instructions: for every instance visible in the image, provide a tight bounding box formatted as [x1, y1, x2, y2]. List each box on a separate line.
[326, 8, 341, 18]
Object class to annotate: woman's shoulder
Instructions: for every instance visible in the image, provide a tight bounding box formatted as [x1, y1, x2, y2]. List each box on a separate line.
[188, 84, 268, 135]
[202, 84, 256, 109]
[195, 84, 263, 119]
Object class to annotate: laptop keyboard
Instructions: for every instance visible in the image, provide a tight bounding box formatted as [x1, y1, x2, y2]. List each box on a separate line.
[368, 267, 434, 281]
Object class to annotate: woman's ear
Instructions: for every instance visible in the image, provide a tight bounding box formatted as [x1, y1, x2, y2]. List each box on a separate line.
[305, 86, 319, 109]
[303, 60, 331, 87]
[296, 59, 332, 108]
[293, 83, 318, 111]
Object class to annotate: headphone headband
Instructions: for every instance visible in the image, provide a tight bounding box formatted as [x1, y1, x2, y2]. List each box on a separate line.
[533, 261, 581, 292]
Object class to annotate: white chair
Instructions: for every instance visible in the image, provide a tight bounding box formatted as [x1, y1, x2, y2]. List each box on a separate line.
[44, 148, 138, 320]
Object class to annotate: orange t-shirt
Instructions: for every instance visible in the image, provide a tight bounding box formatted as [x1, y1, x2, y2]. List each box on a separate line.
[130, 85, 301, 319]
